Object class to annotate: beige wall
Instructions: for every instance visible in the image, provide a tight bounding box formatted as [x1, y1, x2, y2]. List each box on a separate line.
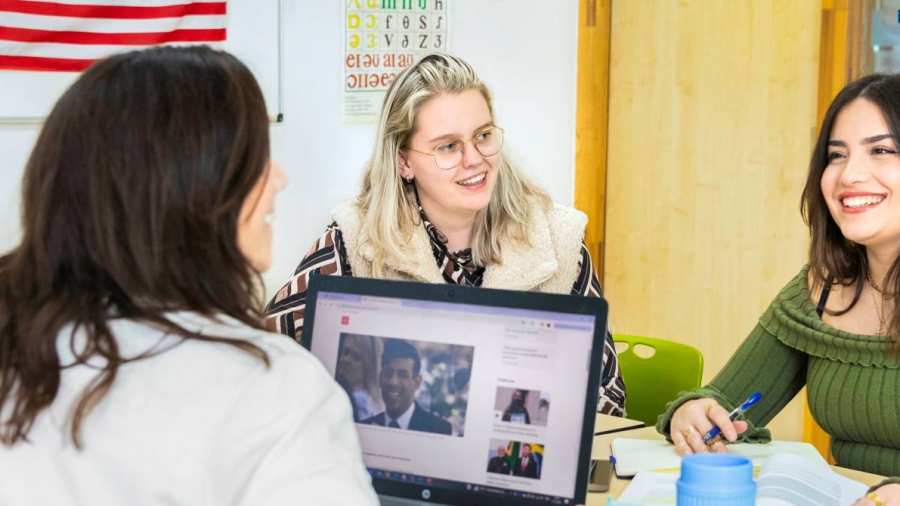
[604, 0, 821, 440]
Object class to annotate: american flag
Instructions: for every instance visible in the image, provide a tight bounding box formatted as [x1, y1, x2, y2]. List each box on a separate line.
[0, 0, 227, 72]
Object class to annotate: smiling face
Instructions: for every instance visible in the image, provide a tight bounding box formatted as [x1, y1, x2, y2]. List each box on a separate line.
[380, 357, 421, 419]
[237, 160, 288, 272]
[820, 98, 900, 252]
[398, 89, 500, 226]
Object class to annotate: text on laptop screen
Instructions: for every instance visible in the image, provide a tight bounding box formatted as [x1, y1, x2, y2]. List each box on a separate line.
[308, 291, 597, 503]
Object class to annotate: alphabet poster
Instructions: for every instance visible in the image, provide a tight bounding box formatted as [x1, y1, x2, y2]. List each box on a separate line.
[344, 0, 449, 123]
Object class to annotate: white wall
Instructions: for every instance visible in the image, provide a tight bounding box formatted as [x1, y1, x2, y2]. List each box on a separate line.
[0, 1, 579, 296]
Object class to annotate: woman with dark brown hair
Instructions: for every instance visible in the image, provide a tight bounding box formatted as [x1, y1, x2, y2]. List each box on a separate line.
[657, 73, 900, 504]
[0, 46, 376, 505]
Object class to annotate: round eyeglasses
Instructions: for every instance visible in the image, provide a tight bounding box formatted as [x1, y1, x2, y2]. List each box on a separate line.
[406, 126, 504, 170]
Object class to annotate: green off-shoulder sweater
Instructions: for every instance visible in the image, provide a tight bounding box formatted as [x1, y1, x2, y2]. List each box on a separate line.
[656, 266, 900, 478]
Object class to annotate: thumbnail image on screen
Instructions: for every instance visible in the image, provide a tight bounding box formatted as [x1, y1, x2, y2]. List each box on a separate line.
[335, 333, 474, 437]
[493, 386, 550, 426]
[486, 438, 545, 479]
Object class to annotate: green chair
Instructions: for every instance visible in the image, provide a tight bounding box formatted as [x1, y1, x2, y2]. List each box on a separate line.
[613, 334, 704, 427]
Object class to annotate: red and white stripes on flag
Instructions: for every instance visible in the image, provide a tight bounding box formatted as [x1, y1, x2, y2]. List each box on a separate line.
[0, 0, 227, 72]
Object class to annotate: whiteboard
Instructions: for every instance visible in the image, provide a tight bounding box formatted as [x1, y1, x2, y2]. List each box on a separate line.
[0, 0, 281, 120]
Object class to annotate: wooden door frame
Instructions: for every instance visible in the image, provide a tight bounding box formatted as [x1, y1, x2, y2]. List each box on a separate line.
[575, 0, 611, 281]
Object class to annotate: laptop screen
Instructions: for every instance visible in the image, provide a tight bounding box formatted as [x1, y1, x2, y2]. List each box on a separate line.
[303, 276, 605, 506]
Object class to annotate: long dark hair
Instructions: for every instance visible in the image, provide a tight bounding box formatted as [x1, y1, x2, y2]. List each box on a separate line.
[0, 46, 272, 446]
[801, 73, 900, 342]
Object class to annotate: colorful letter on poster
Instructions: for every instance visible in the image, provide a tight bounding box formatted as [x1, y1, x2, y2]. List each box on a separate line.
[344, 0, 449, 123]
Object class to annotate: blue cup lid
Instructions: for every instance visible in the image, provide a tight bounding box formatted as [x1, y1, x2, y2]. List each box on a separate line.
[677, 453, 755, 499]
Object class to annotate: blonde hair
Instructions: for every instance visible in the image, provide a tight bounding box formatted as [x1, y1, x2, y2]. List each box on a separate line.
[357, 53, 550, 276]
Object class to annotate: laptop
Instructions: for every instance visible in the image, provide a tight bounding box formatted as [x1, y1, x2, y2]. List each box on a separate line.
[302, 275, 607, 506]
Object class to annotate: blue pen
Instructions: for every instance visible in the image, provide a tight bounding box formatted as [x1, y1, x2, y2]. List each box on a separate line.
[702, 392, 762, 445]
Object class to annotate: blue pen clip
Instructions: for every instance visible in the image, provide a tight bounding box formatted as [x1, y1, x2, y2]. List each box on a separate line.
[702, 392, 762, 445]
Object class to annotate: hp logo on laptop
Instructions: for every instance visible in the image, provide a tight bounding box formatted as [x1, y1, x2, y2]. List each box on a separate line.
[421, 489, 431, 500]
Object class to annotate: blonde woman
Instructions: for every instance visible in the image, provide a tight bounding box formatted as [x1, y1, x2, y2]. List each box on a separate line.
[267, 53, 625, 415]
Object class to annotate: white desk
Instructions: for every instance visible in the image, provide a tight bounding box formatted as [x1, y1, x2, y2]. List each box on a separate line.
[594, 413, 646, 435]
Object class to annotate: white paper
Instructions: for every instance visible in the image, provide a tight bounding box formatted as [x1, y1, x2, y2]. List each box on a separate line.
[617, 471, 678, 505]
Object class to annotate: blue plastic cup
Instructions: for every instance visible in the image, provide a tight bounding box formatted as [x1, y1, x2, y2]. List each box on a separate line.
[676, 453, 755, 506]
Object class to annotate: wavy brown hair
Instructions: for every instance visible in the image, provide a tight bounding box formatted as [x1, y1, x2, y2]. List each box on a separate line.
[0, 46, 271, 447]
[801, 73, 900, 341]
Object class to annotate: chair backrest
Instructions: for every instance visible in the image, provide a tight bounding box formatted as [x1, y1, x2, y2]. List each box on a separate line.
[613, 334, 703, 426]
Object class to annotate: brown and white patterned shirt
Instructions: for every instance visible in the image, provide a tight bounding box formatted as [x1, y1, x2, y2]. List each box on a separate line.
[266, 217, 626, 415]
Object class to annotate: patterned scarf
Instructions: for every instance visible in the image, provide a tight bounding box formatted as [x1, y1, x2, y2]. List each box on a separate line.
[415, 202, 486, 287]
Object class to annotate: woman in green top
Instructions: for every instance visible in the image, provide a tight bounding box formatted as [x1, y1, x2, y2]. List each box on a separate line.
[658, 73, 900, 504]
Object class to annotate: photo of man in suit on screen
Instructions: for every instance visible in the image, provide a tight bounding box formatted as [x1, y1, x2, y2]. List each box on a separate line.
[362, 339, 452, 435]
[486, 444, 512, 475]
[513, 443, 541, 479]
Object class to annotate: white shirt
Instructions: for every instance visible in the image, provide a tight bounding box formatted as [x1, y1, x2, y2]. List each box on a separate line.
[386, 401, 416, 430]
[0, 312, 378, 506]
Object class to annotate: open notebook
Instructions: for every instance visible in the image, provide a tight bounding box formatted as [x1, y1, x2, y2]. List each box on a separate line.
[610, 438, 826, 477]
[615, 453, 868, 506]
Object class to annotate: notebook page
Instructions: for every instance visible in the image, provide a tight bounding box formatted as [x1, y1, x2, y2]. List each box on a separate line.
[756, 454, 868, 506]
[610, 438, 826, 477]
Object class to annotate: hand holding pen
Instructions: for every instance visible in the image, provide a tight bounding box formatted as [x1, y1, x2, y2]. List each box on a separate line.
[702, 392, 761, 445]
[669, 392, 761, 456]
